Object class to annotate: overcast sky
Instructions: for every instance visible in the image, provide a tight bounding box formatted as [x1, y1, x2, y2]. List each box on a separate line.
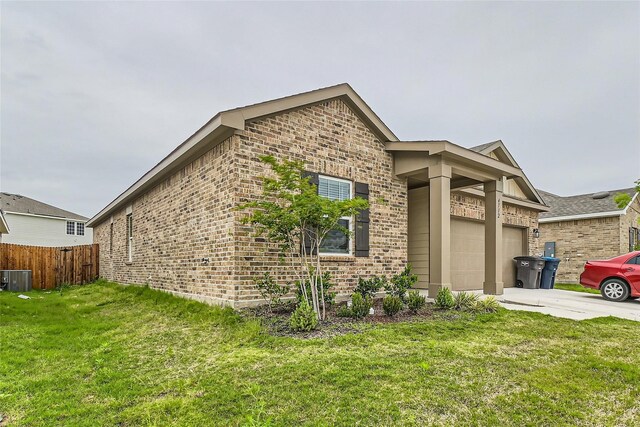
[1, 1, 639, 218]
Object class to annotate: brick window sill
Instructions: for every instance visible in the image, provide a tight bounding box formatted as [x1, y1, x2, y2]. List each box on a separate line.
[320, 256, 356, 263]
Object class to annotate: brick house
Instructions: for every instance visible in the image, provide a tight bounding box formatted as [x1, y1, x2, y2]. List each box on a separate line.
[88, 84, 547, 307]
[537, 188, 640, 283]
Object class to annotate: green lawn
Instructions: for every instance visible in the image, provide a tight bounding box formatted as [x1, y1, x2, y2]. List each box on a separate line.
[1, 281, 639, 426]
[554, 282, 601, 295]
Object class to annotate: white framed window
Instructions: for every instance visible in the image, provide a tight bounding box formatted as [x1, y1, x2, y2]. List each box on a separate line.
[318, 175, 352, 255]
[76, 222, 85, 236]
[126, 213, 133, 262]
[66, 221, 75, 235]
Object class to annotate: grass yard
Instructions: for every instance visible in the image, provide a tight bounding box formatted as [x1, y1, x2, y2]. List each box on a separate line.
[1, 281, 639, 426]
[554, 283, 601, 295]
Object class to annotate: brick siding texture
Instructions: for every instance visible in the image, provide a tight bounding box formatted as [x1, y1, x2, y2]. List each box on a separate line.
[537, 216, 621, 283]
[233, 99, 408, 305]
[93, 137, 238, 305]
[620, 197, 640, 253]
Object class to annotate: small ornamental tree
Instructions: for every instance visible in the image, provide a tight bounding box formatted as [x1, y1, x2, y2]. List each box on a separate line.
[238, 155, 368, 320]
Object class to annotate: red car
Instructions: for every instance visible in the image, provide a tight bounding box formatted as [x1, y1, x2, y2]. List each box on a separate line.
[580, 251, 640, 301]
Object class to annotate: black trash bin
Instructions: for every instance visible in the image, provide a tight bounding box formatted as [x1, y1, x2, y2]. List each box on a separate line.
[540, 257, 561, 289]
[513, 256, 545, 289]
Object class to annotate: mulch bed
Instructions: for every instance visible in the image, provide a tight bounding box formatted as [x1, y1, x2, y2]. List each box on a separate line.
[241, 299, 463, 339]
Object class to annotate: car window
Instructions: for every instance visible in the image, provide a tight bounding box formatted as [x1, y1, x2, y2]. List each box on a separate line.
[624, 256, 640, 265]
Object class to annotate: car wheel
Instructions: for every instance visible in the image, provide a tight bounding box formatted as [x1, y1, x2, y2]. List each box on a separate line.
[600, 279, 630, 302]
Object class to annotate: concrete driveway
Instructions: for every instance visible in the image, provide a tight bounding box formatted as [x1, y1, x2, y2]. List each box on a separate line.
[498, 288, 640, 321]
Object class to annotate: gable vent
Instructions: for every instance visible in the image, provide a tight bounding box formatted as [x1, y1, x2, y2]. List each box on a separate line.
[592, 191, 610, 199]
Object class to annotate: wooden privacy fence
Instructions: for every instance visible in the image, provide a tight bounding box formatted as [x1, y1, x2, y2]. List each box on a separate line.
[0, 243, 99, 290]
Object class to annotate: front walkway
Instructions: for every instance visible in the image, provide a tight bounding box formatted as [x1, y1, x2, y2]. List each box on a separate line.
[418, 287, 640, 321]
[497, 288, 640, 321]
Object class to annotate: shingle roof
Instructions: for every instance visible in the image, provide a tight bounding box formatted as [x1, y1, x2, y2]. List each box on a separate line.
[0, 193, 88, 221]
[538, 188, 637, 219]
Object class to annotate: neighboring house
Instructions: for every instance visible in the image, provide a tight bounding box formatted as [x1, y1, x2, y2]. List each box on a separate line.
[0, 209, 9, 242]
[0, 193, 93, 247]
[88, 84, 547, 307]
[537, 188, 640, 283]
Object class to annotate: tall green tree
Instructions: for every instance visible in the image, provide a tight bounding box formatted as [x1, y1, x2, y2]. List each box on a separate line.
[238, 155, 368, 320]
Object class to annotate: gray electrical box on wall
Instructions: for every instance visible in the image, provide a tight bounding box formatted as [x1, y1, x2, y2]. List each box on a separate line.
[0, 270, 32, 292]
[544, 242, 556, 258]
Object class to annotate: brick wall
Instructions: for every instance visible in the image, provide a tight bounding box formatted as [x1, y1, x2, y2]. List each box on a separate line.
[537, 216, 621, 283]
[93, 137, 238, 305]
[233, 99, 408, 306]
[620, 196, 640, 253]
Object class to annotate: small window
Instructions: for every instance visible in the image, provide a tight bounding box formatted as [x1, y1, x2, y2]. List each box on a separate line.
[126, 214, 133, 262]
[318, 176, 352, 255]
[76, 222, 85, 236]
[109, 223, 114, 254]
[66, 221, 75, 235]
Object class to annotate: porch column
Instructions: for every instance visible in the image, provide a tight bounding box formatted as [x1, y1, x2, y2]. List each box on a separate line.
[428, 163, 452, 298]
[484, 180, 504, 295]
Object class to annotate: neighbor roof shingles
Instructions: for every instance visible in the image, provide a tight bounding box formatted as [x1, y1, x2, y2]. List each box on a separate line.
[0, 193, 88, 221]
[538, 188, 637, 219]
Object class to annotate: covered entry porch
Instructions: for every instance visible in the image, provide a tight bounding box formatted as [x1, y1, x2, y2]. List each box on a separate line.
[388, 140, 537, 297]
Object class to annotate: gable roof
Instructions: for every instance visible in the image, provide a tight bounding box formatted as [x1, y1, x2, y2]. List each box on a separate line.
[467, 140, 544, 205]
[0, 192, 88, 221]
[87, 83, 397, 227]
[538, 187, 638, 222]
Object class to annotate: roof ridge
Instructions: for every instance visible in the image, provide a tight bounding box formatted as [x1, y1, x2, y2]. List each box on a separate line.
[545, 187, 636, 199]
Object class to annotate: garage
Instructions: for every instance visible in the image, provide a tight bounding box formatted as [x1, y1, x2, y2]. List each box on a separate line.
[450, 217, 526, 291]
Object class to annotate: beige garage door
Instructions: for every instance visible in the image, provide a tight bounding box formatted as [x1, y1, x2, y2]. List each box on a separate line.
[450, 218, 526, 291]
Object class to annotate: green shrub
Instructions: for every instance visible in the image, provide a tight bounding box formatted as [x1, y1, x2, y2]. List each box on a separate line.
[453, 291, 480, 311]
[336, 305, 352, 318]
[385, 265, 418, 301]
[383, 295, 403, 317]
[296, 272, 336, 306]
[289, 301, 318, 332]
[254, 273, 289, 312]
[434, 287, 455, 309]
[350, 292, 372, 319]
[355, 275, 387, 300]
[473, 296, 500, 314]
[407, 290, 426, 313]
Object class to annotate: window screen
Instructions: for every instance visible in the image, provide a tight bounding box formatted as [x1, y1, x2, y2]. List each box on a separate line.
[318, 177, 351, 201]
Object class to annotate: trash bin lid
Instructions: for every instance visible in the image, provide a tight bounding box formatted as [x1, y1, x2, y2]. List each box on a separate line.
[514, 256, 544, 261]
[542, 257, 560, 261]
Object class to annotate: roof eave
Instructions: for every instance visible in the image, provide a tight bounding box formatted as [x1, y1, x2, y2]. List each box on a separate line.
[385, 140, 524, 178]
[87, 119, 238, 227]
[539, 210, 623, 223]
[622, 192, 640, 214]
[88, 83, 399, 227]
